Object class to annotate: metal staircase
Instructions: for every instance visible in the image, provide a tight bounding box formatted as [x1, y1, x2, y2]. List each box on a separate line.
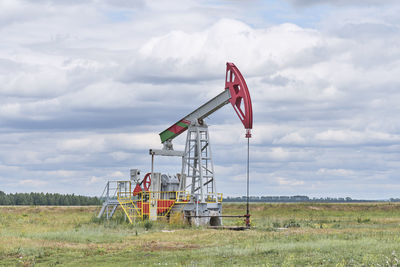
[117, 199, 141, 223]
[97, 180, 182, 223]
[97, 181, 120, 219]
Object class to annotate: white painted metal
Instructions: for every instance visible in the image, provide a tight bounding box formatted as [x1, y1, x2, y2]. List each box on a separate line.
[130, 169, 141, 184]
[182, 89, 231, 125]
[149, 172, 161, 221]
[149, 149, 184, 157]
[179, 122, 217, 204]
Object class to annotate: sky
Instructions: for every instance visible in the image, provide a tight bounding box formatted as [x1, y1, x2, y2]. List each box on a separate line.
[1, 0, 400, 199]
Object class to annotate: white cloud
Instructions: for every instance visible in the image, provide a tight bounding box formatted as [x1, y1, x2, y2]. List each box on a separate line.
[276, 177, 305, 186]
[87, 176, 103, 185]
[274, 132, 306, 145]
[315, 130, 400, 145]
[287, 0, 399, 7]
[18, 179, 47, 187]
[58, 133, 159, 153]
[317, 168, 355, 176]
[109, 151, 131, 161]
[128, 20, 324, 82]
[59, 137, 106, 153]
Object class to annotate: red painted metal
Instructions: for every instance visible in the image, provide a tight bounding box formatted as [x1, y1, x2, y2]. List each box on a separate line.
[143, 173, 151, 191]
[137, 200, 175, 215]
[225, 62, 253, 136]
[133, 183, 142, 196]
[167, 119, 191, 135]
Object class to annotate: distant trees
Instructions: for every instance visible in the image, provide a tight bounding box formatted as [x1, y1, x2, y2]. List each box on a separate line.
[0, 191, 101, 206]
[225, 195, 312, 202]
[223, 195, 396, 203]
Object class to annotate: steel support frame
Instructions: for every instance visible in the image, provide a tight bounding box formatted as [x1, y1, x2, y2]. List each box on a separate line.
[180, 122, 217, 203]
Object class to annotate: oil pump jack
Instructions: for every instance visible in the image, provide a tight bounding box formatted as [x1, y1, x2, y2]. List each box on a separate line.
[98, 62, 253, 227]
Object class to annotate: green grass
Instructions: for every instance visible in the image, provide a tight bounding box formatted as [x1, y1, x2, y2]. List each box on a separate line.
[1, 203, 400, 266]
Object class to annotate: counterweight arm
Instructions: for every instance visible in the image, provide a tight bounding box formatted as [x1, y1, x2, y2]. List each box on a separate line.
[159, 89, 231, 143]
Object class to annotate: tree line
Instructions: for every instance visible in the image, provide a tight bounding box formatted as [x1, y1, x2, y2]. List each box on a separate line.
[0, 191, 101, 206]
[224, 195, 400, 203]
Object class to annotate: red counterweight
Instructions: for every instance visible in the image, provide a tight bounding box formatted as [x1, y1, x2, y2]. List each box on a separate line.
[225, 62, 253, 137]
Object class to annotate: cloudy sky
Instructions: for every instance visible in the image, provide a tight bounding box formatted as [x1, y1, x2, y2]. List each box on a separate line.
[1, 0, 399, 199]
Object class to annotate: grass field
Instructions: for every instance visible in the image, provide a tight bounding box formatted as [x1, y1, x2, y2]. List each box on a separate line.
[1, 203, 400, 266]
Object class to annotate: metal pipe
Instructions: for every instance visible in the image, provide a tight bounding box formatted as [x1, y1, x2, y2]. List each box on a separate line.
[186, 215, 247, 218]
[246, 136, 250, 227]
[247, 136, 249, 215]
[151, 152, 154, 186]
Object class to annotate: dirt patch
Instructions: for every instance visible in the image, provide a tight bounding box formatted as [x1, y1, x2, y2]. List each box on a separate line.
[251, 206, 264, 212]
[0, 206, 97, 215]
[141, 241, 200, 252]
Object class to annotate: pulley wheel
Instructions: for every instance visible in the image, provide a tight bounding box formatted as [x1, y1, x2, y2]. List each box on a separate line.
[143, 173, 151, 191]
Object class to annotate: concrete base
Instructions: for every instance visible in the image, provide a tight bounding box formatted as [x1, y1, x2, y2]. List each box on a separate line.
[177, 202, 222, 226]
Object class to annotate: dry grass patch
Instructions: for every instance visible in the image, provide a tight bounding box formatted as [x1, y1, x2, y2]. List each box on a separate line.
[141, 241, 200, 251]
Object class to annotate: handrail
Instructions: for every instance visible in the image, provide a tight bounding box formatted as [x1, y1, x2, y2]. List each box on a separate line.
[117, 190, 223, 203]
